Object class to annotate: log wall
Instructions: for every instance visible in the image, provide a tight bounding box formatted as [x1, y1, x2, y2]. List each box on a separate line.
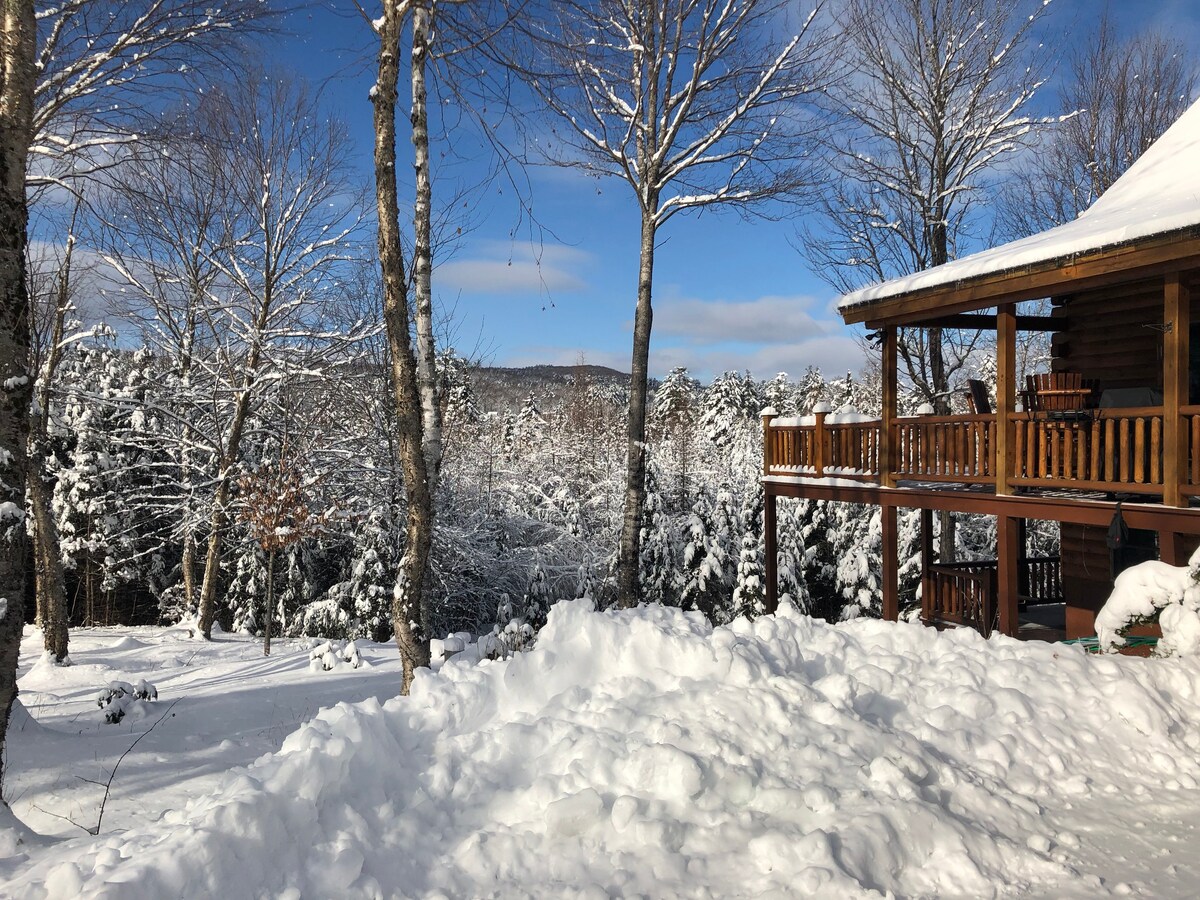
[1053, 274, 1200, 637]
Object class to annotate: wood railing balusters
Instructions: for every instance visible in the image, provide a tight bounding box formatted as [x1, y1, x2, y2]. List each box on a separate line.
[1151, 417, 1162, 484]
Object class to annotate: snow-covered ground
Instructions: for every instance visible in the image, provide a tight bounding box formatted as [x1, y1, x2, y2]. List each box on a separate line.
[4, 603, 1200, 898]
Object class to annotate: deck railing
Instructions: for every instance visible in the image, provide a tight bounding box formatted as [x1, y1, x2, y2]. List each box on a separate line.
[765, 405, 1200, 499]
[922, 556, 1062, 637]
[1011, 407, 1163, 493]
[894, 415, 994, 482]
[924, 562, 995, 636]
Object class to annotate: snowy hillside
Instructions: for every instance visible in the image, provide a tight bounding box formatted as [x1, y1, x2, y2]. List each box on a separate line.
[3, 605, 1200, 898]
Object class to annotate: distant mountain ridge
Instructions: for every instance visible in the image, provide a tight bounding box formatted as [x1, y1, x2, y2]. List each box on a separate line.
[471, 363, 631, 413]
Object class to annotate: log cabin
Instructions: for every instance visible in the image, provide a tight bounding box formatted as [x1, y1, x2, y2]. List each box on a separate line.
[764, 98, 1200, 641]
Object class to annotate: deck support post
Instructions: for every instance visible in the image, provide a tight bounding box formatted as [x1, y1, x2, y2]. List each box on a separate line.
[1159, 531, 1196, 567]
[882, 503, 899, 621]
[1163, 271, 1189, 507]
[763, 491, 778, 614]
[1016, 518, 1029, 600]
[996, 304, 1016, 496]
[881, 326, 897, 487]
[997, 514, 1020, 637]
[919, 508, 934, 623]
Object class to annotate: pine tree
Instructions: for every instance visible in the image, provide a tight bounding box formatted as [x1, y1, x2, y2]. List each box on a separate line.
[677, 490, 731, 623]
[763, 372, 797, 416]
[732, 487, 765, 618]
[638, 458, 677, 607]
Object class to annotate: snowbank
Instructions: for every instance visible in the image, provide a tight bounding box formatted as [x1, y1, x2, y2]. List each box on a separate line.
[1095, 549, 1200, 655]
[6, 602, 1200, 898]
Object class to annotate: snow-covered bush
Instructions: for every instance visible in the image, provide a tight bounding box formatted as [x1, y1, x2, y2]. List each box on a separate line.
[96, 680, 158, 724]
[308, 640, 365, 672]
[1095, 550, 1200, 655]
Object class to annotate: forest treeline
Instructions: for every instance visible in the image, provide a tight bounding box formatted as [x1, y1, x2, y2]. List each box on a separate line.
[30, 346, 962, 641]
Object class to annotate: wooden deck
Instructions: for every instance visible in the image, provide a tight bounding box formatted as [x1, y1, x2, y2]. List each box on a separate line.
[764, 406, 1200, 500]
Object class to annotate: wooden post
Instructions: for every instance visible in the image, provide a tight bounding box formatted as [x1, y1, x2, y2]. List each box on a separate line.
[1016, 517, 1029, 601]
[882, 503, 898, 621]
[763, 492, 778, 614]
[1159, 531, 1196, 567]
[919, 507, 934, 623]
[761, 410, 777, 477]
[997, 514, 1019, 637]
[814, 409, 828, 478]
[996, 304, 1016, 496]
[881, 326, 897, 487]
[1163, 271, 1189, 507]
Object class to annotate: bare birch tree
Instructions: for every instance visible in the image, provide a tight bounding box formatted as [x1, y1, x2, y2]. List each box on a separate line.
[25, 205, 85, 663]
[0, 0, 37, 804]
[368, 0, 449, 691]
[506, 0, 831, 607]
[997, 12, 1196, 239]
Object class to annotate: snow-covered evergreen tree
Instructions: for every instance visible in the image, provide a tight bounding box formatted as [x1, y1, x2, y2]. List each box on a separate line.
[677, 491, 731, 623]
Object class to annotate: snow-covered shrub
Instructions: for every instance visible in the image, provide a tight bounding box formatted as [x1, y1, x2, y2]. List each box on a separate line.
[1095, 551, 1200, 655]
[96, 680, 158, 724]
[308, 640, 365, 672]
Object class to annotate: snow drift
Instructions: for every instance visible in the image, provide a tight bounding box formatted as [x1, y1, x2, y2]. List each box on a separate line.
[8, 601, 1200, 898]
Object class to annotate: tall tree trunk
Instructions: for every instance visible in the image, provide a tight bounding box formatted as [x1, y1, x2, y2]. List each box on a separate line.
[411, 0, 442, 489]
[181, 530, 197, 612]
[26, 465, 66, 660]
[196, 479, 231, 638]
[196, 358, 260, 638]
[374, 0, 433, 693]
[930, 207, 955, 562]
[617, 207, 658, 607]
[27, 227, 72, 660]
[263, 548, 274, 656]
[0, 0, 38, 803]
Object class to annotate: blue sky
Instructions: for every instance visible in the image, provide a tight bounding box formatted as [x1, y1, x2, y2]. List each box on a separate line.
[278, 1, 1200, 383]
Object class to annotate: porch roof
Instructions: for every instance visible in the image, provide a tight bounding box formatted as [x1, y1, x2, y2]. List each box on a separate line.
[837, 97, 1200, 327]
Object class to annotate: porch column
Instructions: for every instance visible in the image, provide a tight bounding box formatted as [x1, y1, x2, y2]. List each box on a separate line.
[996, 304, 1017, 496]
[1163, 271, 1189, 507]
[1159, 531, 1197, 567]
[763, 491, 778, 614]
[997, 514, 1020, 637]
[919, 508, 934, 623]
[882, 503, 899, 621]
[881, 326, 897, 487]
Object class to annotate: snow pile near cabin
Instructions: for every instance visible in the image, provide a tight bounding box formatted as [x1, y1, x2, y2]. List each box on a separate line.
[7, 602, 1200, 898]
[1095, 548, 1200, 655]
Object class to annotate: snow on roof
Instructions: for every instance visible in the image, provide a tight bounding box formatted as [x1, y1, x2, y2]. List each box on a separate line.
[838, 97, 1200, 312]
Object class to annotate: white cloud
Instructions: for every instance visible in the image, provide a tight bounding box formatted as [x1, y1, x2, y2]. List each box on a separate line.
[437, 240, 592, 295]
[650, 334, 867, 381]
[504, 333, 867, 383]
[652, 294, 837, 345]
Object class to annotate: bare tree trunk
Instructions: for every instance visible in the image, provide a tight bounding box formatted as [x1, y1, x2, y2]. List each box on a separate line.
[196, 479, 231, 638]
[181, 530, 197, 612]
[617, 208, 658, 607]
[27, 220, 74, 660]
[263, 549, 274, 656]
[0, 0, 37, 803]
[411, 0, 442, 488]
[374, 0, 433, 693]
[26, 466, 66, 659]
